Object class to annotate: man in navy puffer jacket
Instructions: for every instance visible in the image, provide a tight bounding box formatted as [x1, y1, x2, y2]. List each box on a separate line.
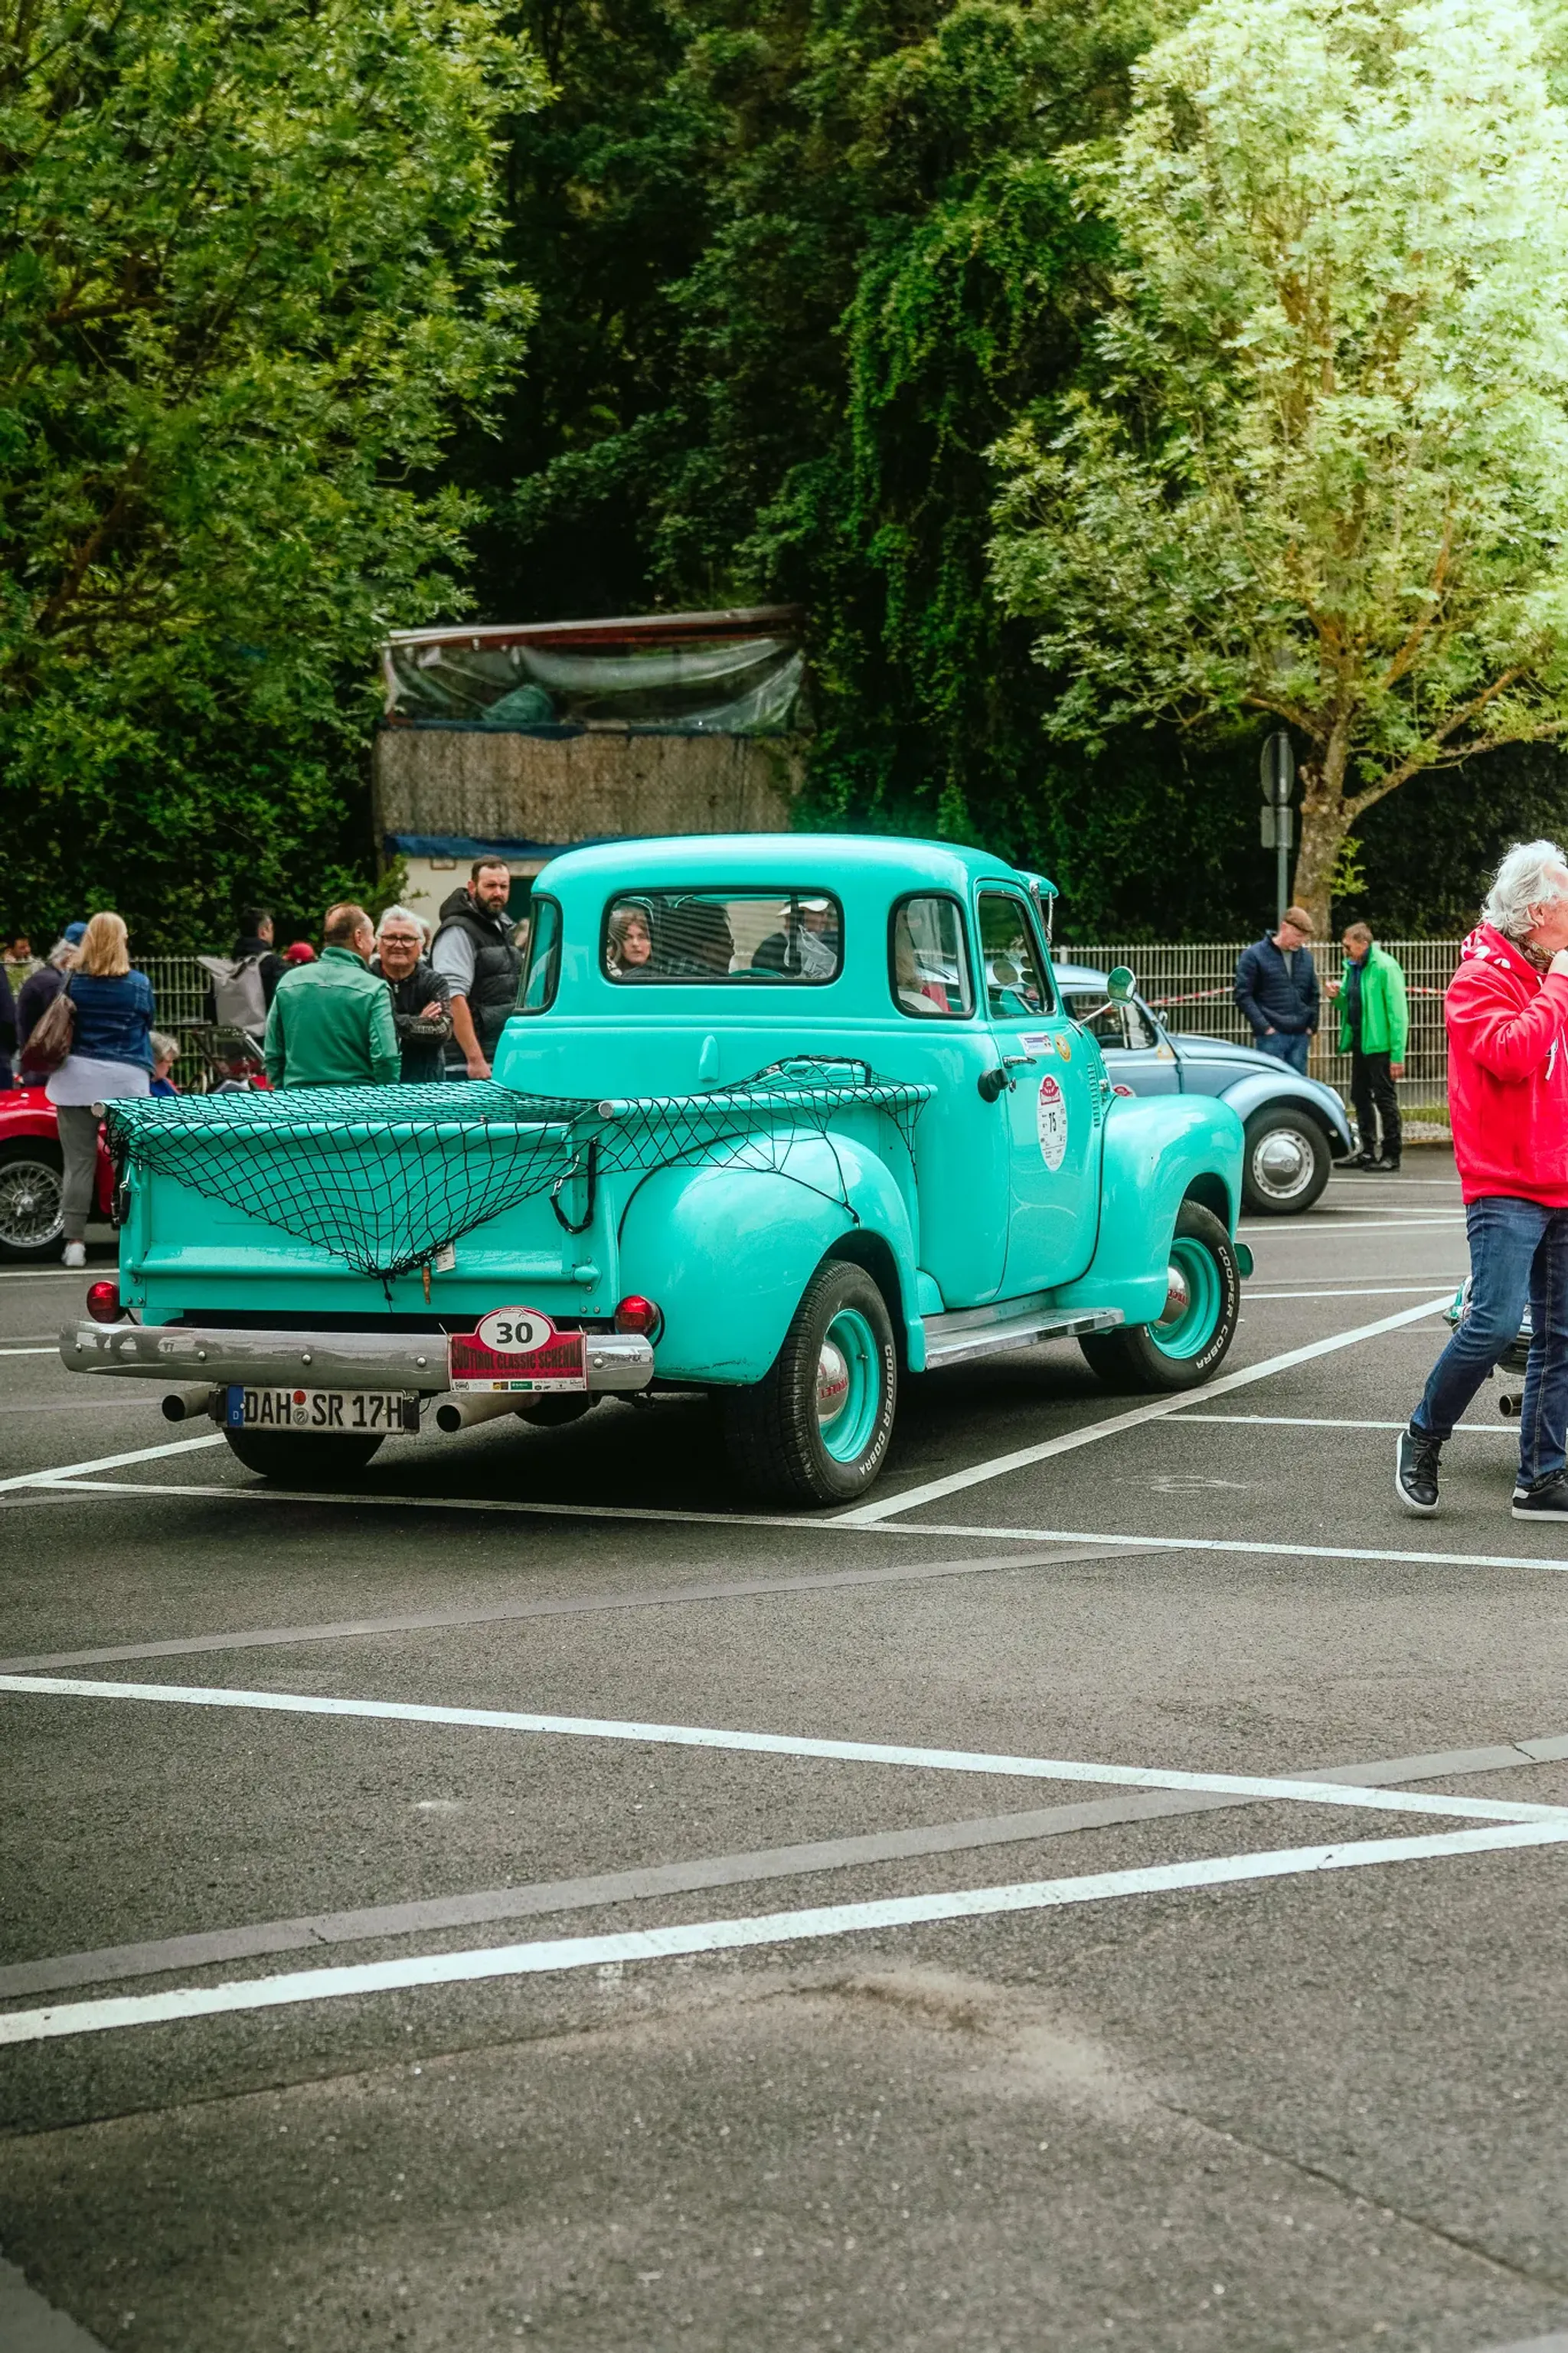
[1233, 906, 1320, 1074]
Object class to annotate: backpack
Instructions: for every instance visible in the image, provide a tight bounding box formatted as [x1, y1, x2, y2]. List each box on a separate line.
[198, 953, 269, 1032]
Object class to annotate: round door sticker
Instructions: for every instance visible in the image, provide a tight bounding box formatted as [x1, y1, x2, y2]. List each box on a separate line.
[1037, 1073, 1068, 1170]
[476, 1306, 555, 1355]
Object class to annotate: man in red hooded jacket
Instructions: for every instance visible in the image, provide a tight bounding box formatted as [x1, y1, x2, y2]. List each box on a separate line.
[1398, 841, 1568, 1518]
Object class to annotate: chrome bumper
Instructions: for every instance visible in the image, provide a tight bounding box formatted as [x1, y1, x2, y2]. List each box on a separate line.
[60, 1322, 655, 1395]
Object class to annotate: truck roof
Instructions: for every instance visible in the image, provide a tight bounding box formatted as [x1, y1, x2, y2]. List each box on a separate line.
[534, 832, 1050, 897]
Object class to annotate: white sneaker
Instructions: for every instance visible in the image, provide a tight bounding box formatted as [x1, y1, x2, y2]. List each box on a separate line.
[62, 1241, 86, 1269]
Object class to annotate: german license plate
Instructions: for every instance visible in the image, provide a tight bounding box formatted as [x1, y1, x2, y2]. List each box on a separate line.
[448, 1306, 586, 1394]
[225, 1387, 418, 1433]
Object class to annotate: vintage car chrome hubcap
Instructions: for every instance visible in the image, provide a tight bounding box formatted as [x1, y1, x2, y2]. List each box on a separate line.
[1253, 1128, 1312, 1199]
[1157, 1262, 1192, 1328]
[817, 1338, 851, 1425]
[0, 1158, 64, 1248]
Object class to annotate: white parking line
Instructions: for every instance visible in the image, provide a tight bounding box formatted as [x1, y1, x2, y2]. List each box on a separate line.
[904, 1520, 1568, 1577]
[839, 1294, 1452, 1525]
[5, 1818, 1564, 2047]
[0, 1345, 59, 1355]
[1246, 1286, 1462, 1302]
[1239, 1218, 1464, 1234]
[1176, 1413, 1511, 1432]
[19, 1476, 899, 1533]
[3, 1676, 1560, 1822]
[0, 1433, 223, 1494]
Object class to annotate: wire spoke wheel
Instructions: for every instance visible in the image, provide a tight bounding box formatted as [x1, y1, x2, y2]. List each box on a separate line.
[0, 1143, 65, 1259]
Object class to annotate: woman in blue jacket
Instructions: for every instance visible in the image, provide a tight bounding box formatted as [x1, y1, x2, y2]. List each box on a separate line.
[45, 911, 155, 1268]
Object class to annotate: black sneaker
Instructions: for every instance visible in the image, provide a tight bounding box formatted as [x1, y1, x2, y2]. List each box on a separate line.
[1367, 1156, 1402, 1173]
[1396, 1426, 1442, 1514]
[1512, 1473, 1568, 1519]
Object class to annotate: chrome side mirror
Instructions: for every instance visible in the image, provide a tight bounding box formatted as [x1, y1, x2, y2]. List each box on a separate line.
[1106, 966, 1136, 1005]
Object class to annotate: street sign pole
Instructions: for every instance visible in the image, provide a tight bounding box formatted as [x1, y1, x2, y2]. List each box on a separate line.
[1259, 731, 1296, 926]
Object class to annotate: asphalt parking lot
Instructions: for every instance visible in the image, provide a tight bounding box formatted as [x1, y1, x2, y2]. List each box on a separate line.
[6, 1152, 1568, 2353]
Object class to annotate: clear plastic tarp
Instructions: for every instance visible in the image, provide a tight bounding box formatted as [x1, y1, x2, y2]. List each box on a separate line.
[383, 609, 808, 734]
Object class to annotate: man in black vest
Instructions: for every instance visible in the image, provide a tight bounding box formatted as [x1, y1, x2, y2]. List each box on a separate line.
[430, 858, 521, 1079]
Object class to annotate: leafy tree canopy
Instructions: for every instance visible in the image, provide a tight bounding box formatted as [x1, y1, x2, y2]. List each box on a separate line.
[990, 0, 1568, 934]
[0, 0, 544, 949]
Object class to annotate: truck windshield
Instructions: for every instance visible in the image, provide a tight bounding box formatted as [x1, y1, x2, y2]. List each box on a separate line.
[603, 890, 843, 982]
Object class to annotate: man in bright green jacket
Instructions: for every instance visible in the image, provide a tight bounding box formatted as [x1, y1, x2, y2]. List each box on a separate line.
[1330, 922, 1408, 1170]
[263, 904, 400, 1089]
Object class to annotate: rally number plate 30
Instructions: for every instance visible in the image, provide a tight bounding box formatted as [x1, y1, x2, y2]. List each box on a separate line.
[448, 1306, 586, 1394]
[226, 1387, 418, 1433]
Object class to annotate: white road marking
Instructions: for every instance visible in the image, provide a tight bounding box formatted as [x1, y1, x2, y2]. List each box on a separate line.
[839, 1294, 1452, 1525]
[906, 1520, 1568, 1577]
[1175, 1413, 1510, 1433]
[17, 1476, 895, 1532]
[0, 1345, 59, 1355]
[0, 1433, 224, 1494]
[1246, 1286, 1463, 1302]
[1240, 1219, 1465, 1236]
[5, 1819, 1565, 2047]
[2, 1675, 1560, 1822]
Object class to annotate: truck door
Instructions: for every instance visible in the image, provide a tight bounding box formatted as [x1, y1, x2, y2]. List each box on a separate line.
[978, 889, 1105, 1295]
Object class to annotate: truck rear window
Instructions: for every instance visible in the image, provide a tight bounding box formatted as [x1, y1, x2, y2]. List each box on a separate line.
[603, 890, 843, 983]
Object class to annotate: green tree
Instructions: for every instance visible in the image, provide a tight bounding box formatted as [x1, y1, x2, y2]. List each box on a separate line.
[990, 0, 1568, 937]
[0, 0, 544, 947]
[489, 0, 1176, 868]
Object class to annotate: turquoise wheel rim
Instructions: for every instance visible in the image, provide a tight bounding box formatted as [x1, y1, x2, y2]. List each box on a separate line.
[1149, 1237, 1223, 1360]
[816, 1307, 880, 1462]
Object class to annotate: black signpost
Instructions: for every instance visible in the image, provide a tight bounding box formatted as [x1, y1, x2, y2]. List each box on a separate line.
[1259, 730, 1295, 925]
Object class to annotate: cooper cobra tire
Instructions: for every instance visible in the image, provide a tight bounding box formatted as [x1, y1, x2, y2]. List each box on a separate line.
[0, 1139, 66, 1260]
[1240, 1109, 1331, 1216]
[1077, 1201, 1241, 1393]
[223, 1430, 384, 1482]
[721, 1260, 897, 1505]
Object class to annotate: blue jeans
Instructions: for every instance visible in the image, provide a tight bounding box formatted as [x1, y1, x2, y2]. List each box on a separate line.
[1413, 1195, 1568, 1483]
[1257, 1031, 1310, 1074]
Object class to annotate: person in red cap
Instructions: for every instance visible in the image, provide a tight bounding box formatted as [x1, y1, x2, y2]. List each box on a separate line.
[1398, 840, 1568, 1518]
[282, 940, 316, 966]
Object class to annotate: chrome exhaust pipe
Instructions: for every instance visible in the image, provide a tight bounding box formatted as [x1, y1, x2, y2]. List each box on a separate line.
[433, 1391, 522, 1434]
[162, 1387, 220, 1423]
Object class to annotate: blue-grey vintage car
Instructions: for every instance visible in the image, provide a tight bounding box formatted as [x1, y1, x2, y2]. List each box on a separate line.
[1054, 962, 1355, 1214]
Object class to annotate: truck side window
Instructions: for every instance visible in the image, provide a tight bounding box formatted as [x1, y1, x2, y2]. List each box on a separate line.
[517, 896, 561, 1012]
[890, 896, 972, 1018]
[977, 892, 1053, 1020]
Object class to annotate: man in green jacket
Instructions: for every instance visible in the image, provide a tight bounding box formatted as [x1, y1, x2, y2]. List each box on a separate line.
[264, 904, 400, 1089]
[1331, 921, 1409, 1171]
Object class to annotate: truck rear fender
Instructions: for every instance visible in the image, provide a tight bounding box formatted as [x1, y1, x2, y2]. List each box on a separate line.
[617, 1132, 920, 1385]
[1053, 1096, 1244, 1325]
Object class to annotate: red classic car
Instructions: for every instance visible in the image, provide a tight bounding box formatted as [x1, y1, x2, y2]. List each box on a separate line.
[0, 1085, 115, 1260]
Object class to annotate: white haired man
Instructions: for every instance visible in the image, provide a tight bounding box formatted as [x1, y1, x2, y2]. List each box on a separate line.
[1398, 842, 1568, 1517]
[371, 906, 452, 1083]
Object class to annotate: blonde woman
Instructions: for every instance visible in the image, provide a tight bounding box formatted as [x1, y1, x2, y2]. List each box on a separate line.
[46, 912, 155, 1269]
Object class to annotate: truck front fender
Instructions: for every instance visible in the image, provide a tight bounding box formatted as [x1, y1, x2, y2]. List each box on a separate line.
[1054, 1096, 1244, 1326]
[1217, 1071, 1355, 1156]
[618, 1132, 920, 1385]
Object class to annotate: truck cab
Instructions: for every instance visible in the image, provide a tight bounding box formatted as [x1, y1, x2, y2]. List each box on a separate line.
[66, 836, 1248, 1504]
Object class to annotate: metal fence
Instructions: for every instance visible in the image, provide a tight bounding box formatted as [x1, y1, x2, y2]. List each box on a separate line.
[139, 943, 1460, 1113]
[1060, 938, 1459, 1114]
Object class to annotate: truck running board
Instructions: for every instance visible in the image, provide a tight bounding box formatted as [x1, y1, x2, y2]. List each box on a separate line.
[920, 1296, 1123, 1372]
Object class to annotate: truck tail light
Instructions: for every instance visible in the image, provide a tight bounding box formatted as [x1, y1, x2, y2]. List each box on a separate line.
[613, 1294, 662, 1341]
[87, 1280, 123, 1324]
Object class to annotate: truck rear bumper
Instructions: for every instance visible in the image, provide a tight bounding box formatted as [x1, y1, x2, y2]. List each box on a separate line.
[60, 1322, 655, 1395]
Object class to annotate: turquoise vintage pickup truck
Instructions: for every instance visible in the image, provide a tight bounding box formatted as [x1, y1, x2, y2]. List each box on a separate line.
[63, 836, 1250, 1503]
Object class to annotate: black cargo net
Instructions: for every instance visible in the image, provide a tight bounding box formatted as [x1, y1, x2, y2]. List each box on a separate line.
[106, 1060, 932, 1283]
